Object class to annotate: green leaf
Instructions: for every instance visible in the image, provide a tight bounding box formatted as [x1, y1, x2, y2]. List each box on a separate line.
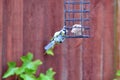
[20, 53, 43, 74]
[38, 73, 50, 80]
[15, 67, 25, 75]
[2, 62, 18, 78]
[116, 70, 120, 76]
[46, 49, 54, 56]
[20, 74, 37, 80]
[37, 68, 56, 80]
[21, 52, 33, 63]
[2, 52, 55, 80]
[15, 52, 43, 75]
[46, 68, 56, 78]
[24, 60, 43, 72]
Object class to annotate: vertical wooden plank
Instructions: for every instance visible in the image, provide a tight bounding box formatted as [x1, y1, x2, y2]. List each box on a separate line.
[42, 0, 64, 80]
[67, 44, 83, 80]
[2, 0, 23, 80]
[11, 0, 23, 65]
[23, 0, 45, 58]
[23, 0, 45, 75]
[114, 0, 120, 79]
[0, 0, 2, 79]
[83, 0, 105, 80]
[83, 0, 114, 80]
[117, 0, 120, 71]
[23, 0, 64, 79]
[116, 0, 120, 69]
[61, 0, 84, 79]
[5, 0, 23, 64]
[103, 0, 114, 80]
[114, 0, 117, 78]
[2, 1, 13, 79]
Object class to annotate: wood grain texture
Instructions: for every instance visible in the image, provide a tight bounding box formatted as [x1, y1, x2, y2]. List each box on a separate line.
[116, 0, 120, 71]
[83, 0, 114, 80]
[83, 1, 104, 80]
[2, 0, 23, 80]
[0, 0, 114, 80]
[0, 0, 3, 79]
[103, 0, 114, 80]
[115, 0, 120, 79]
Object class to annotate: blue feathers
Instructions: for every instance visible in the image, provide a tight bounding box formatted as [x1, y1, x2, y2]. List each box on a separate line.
[44, 41, 55, 50]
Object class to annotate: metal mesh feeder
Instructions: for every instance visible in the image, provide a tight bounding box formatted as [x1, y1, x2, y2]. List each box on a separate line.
[63, 0, 90, 38]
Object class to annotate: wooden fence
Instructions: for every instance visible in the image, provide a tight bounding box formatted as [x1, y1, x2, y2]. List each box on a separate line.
[0, 0, 115, 80]
[115, 0, 120, 79]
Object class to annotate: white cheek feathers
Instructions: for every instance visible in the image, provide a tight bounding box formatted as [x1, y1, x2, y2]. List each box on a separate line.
[71, 24, 84, 35]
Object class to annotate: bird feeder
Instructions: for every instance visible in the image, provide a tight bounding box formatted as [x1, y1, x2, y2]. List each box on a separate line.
[44, 0, 91, 51]
[64, 0, 90, 38]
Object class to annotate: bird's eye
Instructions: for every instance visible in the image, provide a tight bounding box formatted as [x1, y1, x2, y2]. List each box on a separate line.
[73, 26, 77, 28]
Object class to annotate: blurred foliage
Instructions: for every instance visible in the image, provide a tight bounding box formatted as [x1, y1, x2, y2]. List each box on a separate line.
[3, 52, 56, 80]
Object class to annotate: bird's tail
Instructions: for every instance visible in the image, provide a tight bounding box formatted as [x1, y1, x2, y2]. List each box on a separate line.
[44, 41, 56, 50]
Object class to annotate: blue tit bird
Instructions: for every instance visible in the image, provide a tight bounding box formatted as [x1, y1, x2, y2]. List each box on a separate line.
[44, 27, 67, 51]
